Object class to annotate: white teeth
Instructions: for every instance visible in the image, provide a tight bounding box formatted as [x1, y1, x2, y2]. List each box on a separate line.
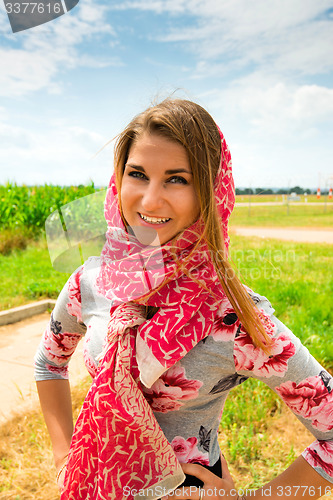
[139, 213, 171, 224]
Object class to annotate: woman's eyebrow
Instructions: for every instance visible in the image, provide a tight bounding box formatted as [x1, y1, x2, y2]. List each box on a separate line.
[165, 168, 192, 175]
[125, 164, 145, 171]
[125, 164, 192, 175]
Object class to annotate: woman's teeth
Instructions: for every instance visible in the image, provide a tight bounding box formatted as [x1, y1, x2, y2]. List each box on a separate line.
[139, 213, 171, 224]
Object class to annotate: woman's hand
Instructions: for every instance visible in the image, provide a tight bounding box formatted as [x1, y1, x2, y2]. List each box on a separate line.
[56, 457, 68, 492]
[162, 455, 237, 499]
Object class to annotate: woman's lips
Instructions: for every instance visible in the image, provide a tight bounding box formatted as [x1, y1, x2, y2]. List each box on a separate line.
[138, 213, 171, 225]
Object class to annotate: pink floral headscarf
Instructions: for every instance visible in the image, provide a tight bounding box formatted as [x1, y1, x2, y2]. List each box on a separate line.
[61, 127, 235, 499]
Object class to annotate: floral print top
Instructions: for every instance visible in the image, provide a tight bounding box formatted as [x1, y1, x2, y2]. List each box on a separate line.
[34, 258, 333, 484]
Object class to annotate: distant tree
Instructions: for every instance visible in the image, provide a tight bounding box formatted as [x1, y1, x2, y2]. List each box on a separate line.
[290, 186, 303, 194]
[236, 186, 315, 195]
[255, 188, 274, 195]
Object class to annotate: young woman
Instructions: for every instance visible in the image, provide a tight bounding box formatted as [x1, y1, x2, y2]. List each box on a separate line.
[35, 99, 333, 500]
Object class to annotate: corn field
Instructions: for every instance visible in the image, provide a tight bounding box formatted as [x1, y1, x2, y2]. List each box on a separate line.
[0, 182, 99, 234]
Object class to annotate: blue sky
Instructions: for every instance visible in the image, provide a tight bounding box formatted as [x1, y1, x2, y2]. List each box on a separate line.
[0, 0, 333, 189]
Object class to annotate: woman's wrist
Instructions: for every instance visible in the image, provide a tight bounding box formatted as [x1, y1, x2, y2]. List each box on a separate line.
[56, 454, 69, 484]
[55, 453, 69, 472]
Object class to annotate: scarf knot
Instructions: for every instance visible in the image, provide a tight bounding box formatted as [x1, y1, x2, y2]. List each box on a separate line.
[107, 302, 147, 342]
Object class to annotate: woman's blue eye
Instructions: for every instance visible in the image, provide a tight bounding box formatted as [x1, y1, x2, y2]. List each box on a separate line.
[129, 171, 147, 180]
[168, 176, 188, 185]
[127, 171, 188, 185]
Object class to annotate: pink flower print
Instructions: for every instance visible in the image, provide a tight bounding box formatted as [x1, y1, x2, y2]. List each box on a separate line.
[211, 306, 240, 342]
[256, 309, 276, 337]
[211, 296, 241, 342]
[45, 363, 68, 378]
[83, 339, 97, 378]
[43, 324, 82, 365]
[276, 376, 333, 431]
[254, 333, 295, 378]
[171, 436, 210, 465]
[233, 333, 260, 372]
[234, 332, 295, 378]
[303, 441, 333, 477]
[66, 269, 82, 322]
[311, 399, 333, 432]
[142, 363, 202, 413]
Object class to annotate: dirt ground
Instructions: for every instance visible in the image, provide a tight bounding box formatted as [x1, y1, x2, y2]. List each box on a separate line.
[0, 312, 86, 422]
[231, 226, 333, 244]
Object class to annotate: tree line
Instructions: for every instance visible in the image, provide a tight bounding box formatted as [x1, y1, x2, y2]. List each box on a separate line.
[235, 186, 329, 195]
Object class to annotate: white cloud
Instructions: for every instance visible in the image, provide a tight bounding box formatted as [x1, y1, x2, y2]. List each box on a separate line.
[0, 0, 116, 97]
[0, 114, 113, 185]
[292, 85, 333, 121]
[198, 74, 333, 138]
[198, 78, 333, 188]
[235, 81, 333, 131]
[0, 121, 32, 148]
[111, 0, 188, 15]
[116, 0, 333, 78]
[0, 5, 10, 32]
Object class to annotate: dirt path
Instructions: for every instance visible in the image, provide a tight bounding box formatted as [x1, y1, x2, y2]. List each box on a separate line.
[231, 226, 333, 244]
[0, 312, 87, 422]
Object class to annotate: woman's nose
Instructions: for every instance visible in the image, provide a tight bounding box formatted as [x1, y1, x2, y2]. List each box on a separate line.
[141, 182, 164, 211]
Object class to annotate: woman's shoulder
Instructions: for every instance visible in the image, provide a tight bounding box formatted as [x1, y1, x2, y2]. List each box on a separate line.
[67, 256, 102, 293]
[216, 286, 275, 319]
[242, 285, 276, 316]
[53, 256, 104, 324]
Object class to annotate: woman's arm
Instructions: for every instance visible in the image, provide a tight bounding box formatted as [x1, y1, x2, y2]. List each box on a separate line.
[166, 455, 332, 500]
[254, 455, 333, 499]
[36, 379, 73, 470]
[34, 267, 88, 490]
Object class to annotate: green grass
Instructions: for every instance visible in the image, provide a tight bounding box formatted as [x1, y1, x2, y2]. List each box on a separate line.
[229, 235, 333, 370]
[0, 237, 70, 311]
[236, 194, 329, 203]
[230, 203, 333, 227]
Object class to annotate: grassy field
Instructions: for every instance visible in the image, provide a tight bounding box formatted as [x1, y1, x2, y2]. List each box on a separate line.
[235, 194, 331, 203]
[0, 238, 70, 311]
[1, 186, 332, 255]
[230, 202, 333, 227]
[229, 235, 333, 370]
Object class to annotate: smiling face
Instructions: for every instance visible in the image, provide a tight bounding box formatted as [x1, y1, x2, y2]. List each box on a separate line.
[120, 133, 200, 245]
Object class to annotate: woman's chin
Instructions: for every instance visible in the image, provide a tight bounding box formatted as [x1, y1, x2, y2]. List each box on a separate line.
[127, 225, 162, 246]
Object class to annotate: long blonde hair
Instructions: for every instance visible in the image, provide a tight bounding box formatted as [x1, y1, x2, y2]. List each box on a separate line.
[114, 98, 272, 351]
